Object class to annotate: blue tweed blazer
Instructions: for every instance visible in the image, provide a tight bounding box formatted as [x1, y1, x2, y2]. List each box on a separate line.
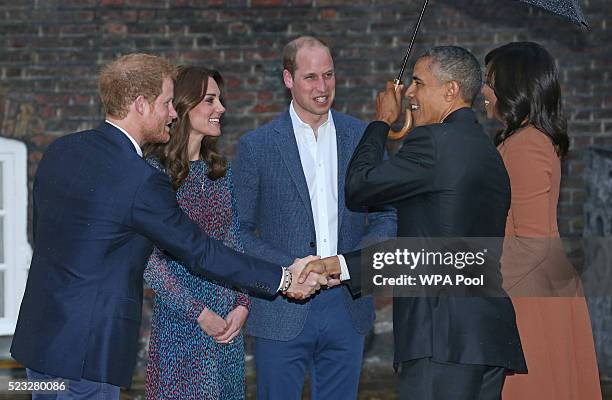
[233, 109, 397, 340]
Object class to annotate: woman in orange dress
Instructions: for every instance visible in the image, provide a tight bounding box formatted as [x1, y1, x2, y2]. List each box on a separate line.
[482, 42, 601, 399]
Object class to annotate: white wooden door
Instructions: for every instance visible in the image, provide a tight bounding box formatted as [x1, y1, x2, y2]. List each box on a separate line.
[0, 137, 31, 335]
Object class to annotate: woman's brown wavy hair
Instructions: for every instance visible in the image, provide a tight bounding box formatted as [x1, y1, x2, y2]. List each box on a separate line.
[144, 65, 228, 189]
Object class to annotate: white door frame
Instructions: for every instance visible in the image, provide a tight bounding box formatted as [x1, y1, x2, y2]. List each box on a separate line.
[0, 137, 31, 335]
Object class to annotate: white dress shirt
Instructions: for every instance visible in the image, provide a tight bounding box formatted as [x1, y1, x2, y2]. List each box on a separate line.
[289, 103, 351, 280]
[290, 102, 338, 258]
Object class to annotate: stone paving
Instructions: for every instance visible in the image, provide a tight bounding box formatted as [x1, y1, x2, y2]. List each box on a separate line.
[0, 365, 609, 399]
[0, 303, 610, 399]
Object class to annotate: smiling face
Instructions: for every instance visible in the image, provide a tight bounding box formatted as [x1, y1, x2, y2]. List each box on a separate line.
[142, 76, 177, 144]
[283, 45, 335, 127]
[404, 57, 452, 127]
[481, 65, 500, 121]
[481, 82, 498, 120]
[188, 77, 225, 138]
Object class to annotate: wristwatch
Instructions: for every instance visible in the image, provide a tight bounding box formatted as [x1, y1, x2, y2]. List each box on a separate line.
[280, 267, 293, 293]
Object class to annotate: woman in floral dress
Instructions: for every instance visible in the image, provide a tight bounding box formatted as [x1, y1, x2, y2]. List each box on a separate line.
[143, 66, 249, 400]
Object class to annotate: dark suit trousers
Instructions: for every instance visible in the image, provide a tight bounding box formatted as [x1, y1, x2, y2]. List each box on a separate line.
[399, 358, 505, 400]
[27, 368, 120, 400]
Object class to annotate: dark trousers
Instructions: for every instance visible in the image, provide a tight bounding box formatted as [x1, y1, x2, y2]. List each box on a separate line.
[399, 358, 506, 400]
[254, 289, 365, 400]
[27, 368, 120, 400]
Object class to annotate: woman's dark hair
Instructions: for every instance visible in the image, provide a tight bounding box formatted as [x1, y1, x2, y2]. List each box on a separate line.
[485, 42, 569, 157]
[144, 66, 228, 189]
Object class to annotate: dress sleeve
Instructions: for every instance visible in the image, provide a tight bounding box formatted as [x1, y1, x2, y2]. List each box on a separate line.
[224, 165, 251, 310]
[500, 130, 557, 292]
[144, 247, 208, 320]
[503, 132, 554, 238]
[142, 156, 209, 319]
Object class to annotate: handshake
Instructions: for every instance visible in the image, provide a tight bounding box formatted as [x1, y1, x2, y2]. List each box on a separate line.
[282, 255, 343, 300]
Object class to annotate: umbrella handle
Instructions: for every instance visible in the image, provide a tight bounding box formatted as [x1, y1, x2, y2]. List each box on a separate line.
[388, 79, 414, 141]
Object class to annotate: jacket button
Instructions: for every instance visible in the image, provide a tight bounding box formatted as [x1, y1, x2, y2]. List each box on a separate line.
[309, 242, 316, 248]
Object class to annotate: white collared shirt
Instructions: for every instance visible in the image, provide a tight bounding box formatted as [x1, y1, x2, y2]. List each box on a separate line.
[290, 101, 339, 259]
[288, 104, 351, 280]
[105, 120, 143, 157]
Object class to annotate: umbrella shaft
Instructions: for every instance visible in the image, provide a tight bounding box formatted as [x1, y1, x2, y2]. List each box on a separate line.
[397, 0, 430, 83]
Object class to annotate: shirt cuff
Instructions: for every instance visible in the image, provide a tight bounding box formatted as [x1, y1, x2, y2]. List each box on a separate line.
[338, 255, 351, 281]
[277, 267, 287, 292]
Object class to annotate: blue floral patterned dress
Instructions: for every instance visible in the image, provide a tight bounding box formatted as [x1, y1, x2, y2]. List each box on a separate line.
[144, 158, 249, 400]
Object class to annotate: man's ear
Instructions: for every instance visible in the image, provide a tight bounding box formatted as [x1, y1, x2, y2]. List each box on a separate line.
[445, 81, 461, 102]
[282, 69, 294, 90]
[134, 95, 149, 116]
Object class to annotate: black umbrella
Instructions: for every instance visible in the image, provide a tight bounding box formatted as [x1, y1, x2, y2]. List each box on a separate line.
[396, 0, 588, 84]
[389, 0, 588, 139]
[522, 0, 587, 27]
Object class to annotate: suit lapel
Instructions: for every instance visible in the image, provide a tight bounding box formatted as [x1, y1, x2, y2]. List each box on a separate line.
[95, 121, 143, 159]
[273, 111, 314, 221]
[334, 111, 351, 237]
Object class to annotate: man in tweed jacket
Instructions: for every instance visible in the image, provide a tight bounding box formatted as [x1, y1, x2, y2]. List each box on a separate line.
[234, 36, 396, 399]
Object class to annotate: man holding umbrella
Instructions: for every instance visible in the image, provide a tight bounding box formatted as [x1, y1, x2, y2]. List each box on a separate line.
[300, 46, 526, 399]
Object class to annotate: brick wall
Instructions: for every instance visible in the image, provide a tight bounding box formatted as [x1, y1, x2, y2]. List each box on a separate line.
[0, 0, 610, 238]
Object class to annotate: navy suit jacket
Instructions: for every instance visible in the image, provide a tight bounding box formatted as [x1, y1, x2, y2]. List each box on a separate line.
[233, 109, 397, 340]
[11, 122, 282, 388]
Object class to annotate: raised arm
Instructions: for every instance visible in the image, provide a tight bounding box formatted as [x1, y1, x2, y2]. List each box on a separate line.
[131, 169, 282, 298]
[345, 121, 436, 209]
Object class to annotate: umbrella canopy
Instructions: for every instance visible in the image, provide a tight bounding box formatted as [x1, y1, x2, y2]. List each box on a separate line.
[396, 0, 588, 83]
[521, 0, 588, 28]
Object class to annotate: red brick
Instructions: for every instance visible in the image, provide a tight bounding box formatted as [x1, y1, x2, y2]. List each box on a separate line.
[104, 22, 127, 34]
[257, 91, 273, 100]
[252, 0, 286, 6]
[31, 134, 57, 147]
[320, 9, 336, 19]
[138, 10, 156, 20]
[28, 151, 43, 163]
[251, 103, 284, 113]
